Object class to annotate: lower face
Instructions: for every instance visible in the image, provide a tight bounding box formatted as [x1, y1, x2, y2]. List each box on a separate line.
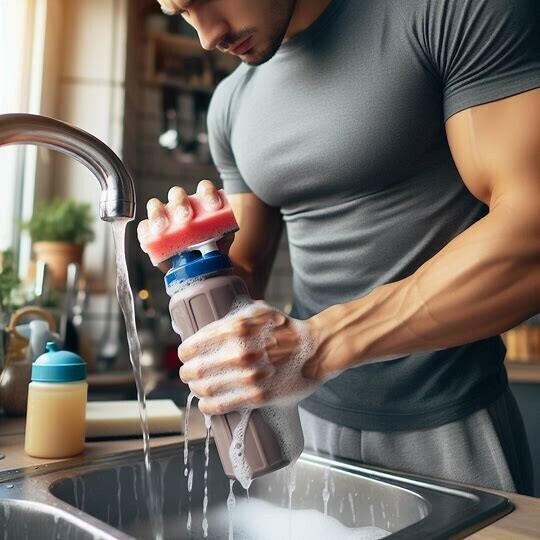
[191, 0, 297, 66]
[233, 0, 297, 65]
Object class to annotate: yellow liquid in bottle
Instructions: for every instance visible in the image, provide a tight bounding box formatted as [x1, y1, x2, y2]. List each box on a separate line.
[25, 381, 87, 458]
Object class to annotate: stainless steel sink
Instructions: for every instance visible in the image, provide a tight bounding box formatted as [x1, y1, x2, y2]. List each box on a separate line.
[0, 440, 512, 539]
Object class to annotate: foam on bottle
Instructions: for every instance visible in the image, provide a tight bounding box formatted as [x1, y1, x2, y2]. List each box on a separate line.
[183, 298, 318, 488]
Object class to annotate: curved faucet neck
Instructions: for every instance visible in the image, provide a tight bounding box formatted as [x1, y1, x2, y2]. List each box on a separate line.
[0, 113, 135, 222]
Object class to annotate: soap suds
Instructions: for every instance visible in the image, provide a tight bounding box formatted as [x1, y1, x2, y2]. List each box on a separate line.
[182, 298, 317, 487]
[211, 498, 391, 540]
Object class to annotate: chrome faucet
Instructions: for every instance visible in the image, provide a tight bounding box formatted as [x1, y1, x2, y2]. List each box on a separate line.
[0, 113, 135, 221]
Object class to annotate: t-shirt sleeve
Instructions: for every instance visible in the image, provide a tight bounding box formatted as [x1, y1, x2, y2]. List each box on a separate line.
[409, 0, 540, 121]
[207, 79, 252, 195]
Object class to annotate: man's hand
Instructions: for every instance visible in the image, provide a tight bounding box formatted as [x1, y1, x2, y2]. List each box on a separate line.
[137, 180, 235, 271]
[178, 301, 328, 415]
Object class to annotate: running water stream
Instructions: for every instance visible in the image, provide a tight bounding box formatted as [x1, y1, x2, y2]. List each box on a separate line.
[202, 414, 212, 538]
[323, 467, 330, 516]
[287, 462, 297, 539]
[112, 220, 164, 540]
[227, 479, 236, 540]
[184, 392, 195, 478]
[184, 391, 195, 535]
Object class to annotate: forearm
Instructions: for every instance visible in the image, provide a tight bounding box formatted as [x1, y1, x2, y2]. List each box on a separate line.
[231, 258, 273, 299]
[311, 190, 540, 377]
[227, 194, 284, 299]
[231, 227, 283, 298]
[229, 217, 283, 299]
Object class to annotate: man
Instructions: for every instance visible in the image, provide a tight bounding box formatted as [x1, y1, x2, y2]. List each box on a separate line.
[140, 0, 540, 494]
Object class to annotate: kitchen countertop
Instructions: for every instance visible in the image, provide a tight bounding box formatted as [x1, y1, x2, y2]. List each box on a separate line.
[1, 415, 539, 539]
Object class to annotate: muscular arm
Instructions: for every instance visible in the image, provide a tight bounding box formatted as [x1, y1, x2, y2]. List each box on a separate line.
[227, 193, 284, 299]
[309, 89, 540, 378]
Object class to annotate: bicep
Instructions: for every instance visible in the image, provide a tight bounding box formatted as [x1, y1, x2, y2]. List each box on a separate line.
[445, 88, 540, 208]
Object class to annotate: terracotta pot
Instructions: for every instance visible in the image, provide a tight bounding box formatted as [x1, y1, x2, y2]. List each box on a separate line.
[33, 241, 84, 289]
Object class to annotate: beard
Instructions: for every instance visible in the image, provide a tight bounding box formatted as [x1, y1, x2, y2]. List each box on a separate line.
[243, 29, 288, 66]
[246, 0, 297, 65]
[218, 0, 297, 66]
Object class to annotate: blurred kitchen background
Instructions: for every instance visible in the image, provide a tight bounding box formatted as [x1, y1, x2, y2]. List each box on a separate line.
[0, 0, 538, 495]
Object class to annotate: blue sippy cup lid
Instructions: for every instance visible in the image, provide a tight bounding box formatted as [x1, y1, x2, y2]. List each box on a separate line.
[31, 342, 87, 383]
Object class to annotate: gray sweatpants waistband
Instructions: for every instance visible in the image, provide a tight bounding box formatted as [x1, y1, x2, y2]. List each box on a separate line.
[299, 389, 533, 495]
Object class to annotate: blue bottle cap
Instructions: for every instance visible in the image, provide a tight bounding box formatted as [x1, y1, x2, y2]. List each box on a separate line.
[165, 250, 232, 294]
[31, 342, 87, 383]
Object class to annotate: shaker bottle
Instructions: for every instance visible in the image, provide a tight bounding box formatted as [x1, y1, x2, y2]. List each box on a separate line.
[165, 244, 304, 480]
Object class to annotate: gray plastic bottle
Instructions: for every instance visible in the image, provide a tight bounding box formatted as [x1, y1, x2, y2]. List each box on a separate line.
[165, 248, 303, 480]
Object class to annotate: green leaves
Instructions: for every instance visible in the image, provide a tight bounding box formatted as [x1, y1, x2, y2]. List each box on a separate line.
[0, 248, 21, 312]
[22, 199, 95, 244]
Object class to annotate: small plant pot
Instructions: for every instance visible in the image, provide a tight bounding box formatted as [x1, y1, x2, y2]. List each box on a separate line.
[33, 241, 84, 289]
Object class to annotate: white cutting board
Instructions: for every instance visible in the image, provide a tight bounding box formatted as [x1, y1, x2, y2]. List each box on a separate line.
[86, 399, 184, 439]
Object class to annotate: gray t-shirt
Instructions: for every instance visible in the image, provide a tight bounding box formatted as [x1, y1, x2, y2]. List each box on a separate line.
[208, 0, 540, 431]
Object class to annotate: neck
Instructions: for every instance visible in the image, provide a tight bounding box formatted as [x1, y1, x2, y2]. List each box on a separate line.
[284, 0, 333, 40]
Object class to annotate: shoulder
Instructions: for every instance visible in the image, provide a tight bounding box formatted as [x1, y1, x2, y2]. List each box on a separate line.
[394, 0, 538, 73]
[396, 0, 538, 25]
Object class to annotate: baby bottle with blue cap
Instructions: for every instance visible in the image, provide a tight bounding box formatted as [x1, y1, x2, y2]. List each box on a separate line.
[165, 239, 303, 482]
[25, 342, 87, 458]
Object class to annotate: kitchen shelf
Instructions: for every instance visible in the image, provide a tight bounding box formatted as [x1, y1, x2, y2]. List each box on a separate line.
[142, 77, 215, 94]
[145, 31, 239, 91]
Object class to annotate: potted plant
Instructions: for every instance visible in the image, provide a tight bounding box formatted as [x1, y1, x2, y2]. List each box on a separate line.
[0, 248, 21, 317]
[22, 199, 95, 289]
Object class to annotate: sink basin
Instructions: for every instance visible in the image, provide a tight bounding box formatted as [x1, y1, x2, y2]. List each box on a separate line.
[0, 440, 512, 539]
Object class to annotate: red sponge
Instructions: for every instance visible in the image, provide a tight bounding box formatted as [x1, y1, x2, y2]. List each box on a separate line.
[140, 190, 238, 266]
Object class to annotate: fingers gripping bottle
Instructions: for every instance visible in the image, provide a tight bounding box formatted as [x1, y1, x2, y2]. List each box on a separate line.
[139, 190, 303, 481]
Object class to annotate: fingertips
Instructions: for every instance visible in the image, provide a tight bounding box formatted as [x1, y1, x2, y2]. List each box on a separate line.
[177, 341, 198, 363]
[194, 373, 275, 414]
[177, 344, 188, 364]
[197, 399, 220, 416]
[179, 360, 205, 383]
[199, 393, 250, 415]
[146, 198, 168, 232]
[197, 179, 222, 211]
[137, 219, 151, 242]
[167, 186, 193, 222]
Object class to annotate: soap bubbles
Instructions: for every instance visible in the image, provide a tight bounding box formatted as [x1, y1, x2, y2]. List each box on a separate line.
[183, 297, 319, 412]
[180, 297, 319, 488]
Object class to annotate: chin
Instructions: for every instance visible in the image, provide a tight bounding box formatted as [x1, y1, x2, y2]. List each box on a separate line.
[241, 46, 279, 66]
